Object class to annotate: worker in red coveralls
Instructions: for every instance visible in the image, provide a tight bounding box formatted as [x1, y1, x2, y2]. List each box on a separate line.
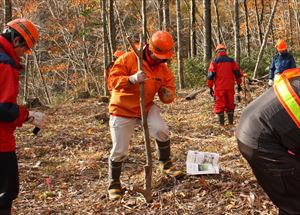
[207, 44, 242, 126]
[0, 19, 47, 214]
[104, 50, 125, 94]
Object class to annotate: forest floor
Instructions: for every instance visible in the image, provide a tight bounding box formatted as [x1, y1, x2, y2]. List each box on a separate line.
[13, 81, 278, 215]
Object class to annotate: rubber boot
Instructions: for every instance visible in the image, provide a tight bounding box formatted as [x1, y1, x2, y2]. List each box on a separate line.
[108, 160, 123, 201]
[156, 140, 184, 179]
[227, 111, 234, 125]
[217, 112, 225, 126]
[0, 209, 11, 215]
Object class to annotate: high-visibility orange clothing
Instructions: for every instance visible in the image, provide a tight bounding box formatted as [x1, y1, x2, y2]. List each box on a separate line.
[105, 62, 114, 93]
[108, 51, 175, 118]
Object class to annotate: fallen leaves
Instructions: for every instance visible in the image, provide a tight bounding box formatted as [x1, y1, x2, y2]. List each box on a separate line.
[13, 86, 278, 214]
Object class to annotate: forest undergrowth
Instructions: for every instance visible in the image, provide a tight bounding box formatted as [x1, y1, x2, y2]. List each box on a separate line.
[13, 82, 277, 215]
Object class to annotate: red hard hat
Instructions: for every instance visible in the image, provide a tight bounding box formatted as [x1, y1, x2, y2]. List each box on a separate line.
[113, 50, 125, 58]
[149, 31, 174, 60]
[7, 18, 39, 54]
[215, 44, 226, 52]
[275, 39, 287, 52]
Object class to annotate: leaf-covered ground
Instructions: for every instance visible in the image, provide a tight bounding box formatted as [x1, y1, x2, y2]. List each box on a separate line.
[14, 83, 277, 214]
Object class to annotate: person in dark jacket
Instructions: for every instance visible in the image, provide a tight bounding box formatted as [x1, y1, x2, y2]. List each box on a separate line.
[268, 39, 296, 86]
[236, 68, 300, 215]
[0, 19, 47, 214]
[207, 44, 242, 126]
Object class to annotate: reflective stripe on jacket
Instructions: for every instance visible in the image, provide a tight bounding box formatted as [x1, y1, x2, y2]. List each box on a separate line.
[274, 68, 300, 128]
[108, 49, 175, 118]
[0, 35, 28, 152]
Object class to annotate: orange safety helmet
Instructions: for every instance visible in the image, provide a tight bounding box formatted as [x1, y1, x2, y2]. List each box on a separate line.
[113, 50, 125, 58]
[215, 44, 226, 52]
[6, 18, 39, 53]
[275, 39, 287, 52]
[149, 31, 174, 60]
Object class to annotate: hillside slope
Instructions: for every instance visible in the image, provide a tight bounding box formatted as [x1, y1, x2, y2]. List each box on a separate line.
[14, 84, 277, 214]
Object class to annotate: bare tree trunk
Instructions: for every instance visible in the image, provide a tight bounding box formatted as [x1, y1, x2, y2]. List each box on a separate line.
[79, 4, 90, 93]
[142, 0, 147, 44]
[23, 55, 29, 103]
[3, 0, 12, 25]
[109, 0, 116, 56]
[114, 1, 128, 50]
[213, 0, 221, 44]
[203, 0, 212, 69]
[176, 0, 184, 89]
[259, 0, 265, 32]
[233, 0, 240, 66]
[163, 0, 170, 31]
[287, 0, 293, 46]
[243, 0, 250, 57]
[64, 59, 70, 99]
[33, 52, 51, 104]
[282, 0, 288, 39]
[253, 0, 279, 79]
[254, 0, 263, 46]
[292, 0, 300, 48]
[268, 0, 275, 44]
[102, 0, 109, 96]
[155, 0, 163, 30]
[190, 0, 196, 58]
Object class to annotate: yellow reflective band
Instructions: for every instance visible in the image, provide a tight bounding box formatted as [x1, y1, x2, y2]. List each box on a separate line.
[274, 73, 300, 128]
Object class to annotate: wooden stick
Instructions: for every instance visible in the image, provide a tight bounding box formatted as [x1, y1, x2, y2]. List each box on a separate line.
[243, 75, 247, 105]
[126, 34, 153, 203]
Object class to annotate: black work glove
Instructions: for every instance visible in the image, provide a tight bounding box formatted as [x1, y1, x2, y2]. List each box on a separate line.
[209, 88, 214, 97]
[237, 85, 242, 92]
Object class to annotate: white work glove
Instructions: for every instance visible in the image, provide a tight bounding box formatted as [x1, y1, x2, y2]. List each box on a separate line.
[27, 111, 48, 129]
[159, 87, 172, 100]
[128, 70, 148, 84]
[268, 79, 273, 87]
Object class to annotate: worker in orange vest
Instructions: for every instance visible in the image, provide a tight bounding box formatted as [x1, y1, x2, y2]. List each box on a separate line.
[237, 68, 300, 214]
[268, 39, 296, 86]
[107, 31, 184, 200]
[0, 19, 47, 214]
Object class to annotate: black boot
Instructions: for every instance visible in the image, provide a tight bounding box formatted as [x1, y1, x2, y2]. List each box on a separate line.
[156, 140, 171, 162]
[227, 111, 234, 125]
[217, 112, 225, 126]
[0, 209, 11, 215]
[108, 160, 122, 200]
[156, 140, 184, 179]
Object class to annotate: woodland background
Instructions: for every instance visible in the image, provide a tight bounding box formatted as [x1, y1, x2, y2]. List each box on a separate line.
[1, 0, 300, 103]
[0, 0, 300, 214]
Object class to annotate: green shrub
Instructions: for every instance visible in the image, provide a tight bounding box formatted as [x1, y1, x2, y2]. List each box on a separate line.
[170, 57, 207, 89]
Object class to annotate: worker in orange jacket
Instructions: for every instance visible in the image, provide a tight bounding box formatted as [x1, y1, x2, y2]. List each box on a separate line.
[107, 31, 184, 200]
[104, 50, 125, 93]
[207, 44, 242, 125]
